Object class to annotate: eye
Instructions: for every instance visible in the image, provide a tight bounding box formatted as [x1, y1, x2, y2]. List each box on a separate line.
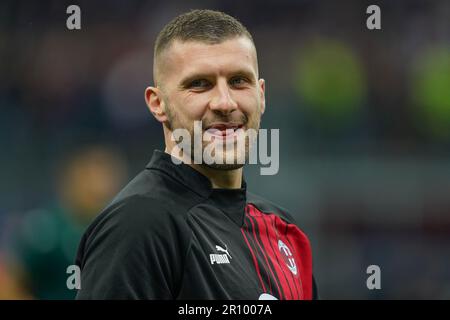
[189, 79, 211, 89]
[229, 76, 248, 87]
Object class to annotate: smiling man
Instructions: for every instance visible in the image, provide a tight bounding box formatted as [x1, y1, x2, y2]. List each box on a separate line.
[75, 9, 317, 300]
[149, 17, 264, 178]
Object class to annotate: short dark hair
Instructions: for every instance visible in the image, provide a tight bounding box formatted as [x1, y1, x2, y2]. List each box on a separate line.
[154, 9, 254, 59]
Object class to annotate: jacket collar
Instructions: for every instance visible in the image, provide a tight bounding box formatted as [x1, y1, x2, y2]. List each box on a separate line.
[146, 150, 247, 226]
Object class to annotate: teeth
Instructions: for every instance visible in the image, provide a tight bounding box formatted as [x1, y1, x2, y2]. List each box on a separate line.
[205, 125, 243, 131]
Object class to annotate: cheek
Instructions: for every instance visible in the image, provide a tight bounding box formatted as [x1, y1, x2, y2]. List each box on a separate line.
[180, 94, 210, 119]
[177, 90, 262, 120]
[234, 90, 261, 115]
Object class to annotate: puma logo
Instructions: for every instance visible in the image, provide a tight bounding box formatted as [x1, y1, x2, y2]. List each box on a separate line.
[215, 245, 232, 259]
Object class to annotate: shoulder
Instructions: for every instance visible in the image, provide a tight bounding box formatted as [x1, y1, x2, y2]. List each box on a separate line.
[76, 194, 192, 267]
[109, 168, 204, 215]
[83, 165, 205, 239]
[246, 191, 298, 226]
[87, 193, 190, 239]
[75, 194, 191, 299]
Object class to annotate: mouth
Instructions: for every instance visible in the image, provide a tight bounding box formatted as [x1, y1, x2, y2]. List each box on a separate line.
[204, 123, 245, 138]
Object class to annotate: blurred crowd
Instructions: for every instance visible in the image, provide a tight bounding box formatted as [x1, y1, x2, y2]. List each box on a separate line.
[0, 145, 126, 298]
[0, 0, 449, 299]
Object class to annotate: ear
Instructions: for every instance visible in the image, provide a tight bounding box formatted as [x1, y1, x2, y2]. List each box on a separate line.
[258, 78, 266, 115]
[145, 86, 168, 123]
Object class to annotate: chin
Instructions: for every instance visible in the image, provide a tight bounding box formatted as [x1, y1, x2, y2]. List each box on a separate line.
[204, 162, 245, 171]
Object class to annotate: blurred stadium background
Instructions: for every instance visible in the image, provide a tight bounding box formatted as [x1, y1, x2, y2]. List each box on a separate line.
[0, 0, 449, 299]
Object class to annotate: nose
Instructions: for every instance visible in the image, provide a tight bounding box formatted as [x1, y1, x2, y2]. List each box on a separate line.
[209, 79, 238, 114]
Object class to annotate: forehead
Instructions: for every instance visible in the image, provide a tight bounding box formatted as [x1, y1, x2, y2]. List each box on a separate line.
[160, 37, 258, 82]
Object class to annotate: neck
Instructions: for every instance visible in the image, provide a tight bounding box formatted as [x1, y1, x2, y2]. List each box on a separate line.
[189, 163, 243, 189]
[164, 147, 243, 189]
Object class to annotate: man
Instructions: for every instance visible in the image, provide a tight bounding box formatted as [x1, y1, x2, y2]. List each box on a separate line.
[13, 145, 126, 299]
[76, 9, 317, 300]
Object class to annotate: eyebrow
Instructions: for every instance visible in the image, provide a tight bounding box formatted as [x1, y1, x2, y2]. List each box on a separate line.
[178, 68, 256, 88]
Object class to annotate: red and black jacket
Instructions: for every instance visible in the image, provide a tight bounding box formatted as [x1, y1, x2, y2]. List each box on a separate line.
[75, 150, 318, 300]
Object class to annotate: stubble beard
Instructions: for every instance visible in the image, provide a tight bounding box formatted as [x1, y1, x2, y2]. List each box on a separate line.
[165, 102, 260, 171]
